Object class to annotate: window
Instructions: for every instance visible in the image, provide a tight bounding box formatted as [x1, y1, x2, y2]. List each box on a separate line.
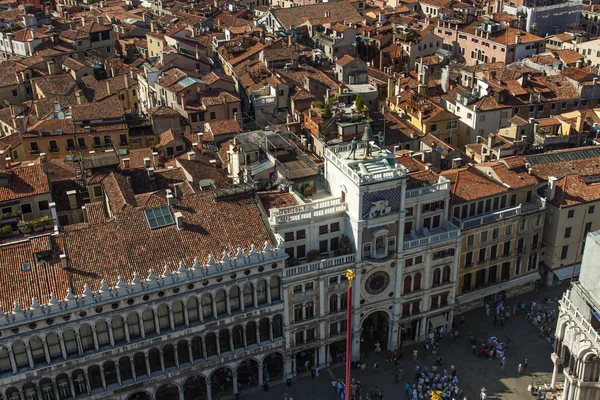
[526, 190, 532, 202]
[11, 90, 17, 97]
[480, 231, 488, 243]
[297, 244, 306, 258]
[20, 203, 32, 214]
[492, 228, 499, 240]
[331, 222, 340, 232]
[568, 210, 574, 218]
[478, 248, 486, 263]
[415, 255, 423, 264]
[467, 235, 475, 247]
[589, 205, 595, 214]
[505, 225, 512, 237]
[305, 282, 314, 291]
[561, 245, 569, 260]
[490, 245, 498, 260]
[564, 227, 572, 239]
[144, 206, 175, 229]
[210, 112, 216, 120]
[93, 137, 101, 147]
[329, 276, 338, 286]
[49, 140, 58, 152]
[296, 229, 306, 239]
[331, 237, 339, 251]
[293, 285, 302, 294]
[93, 186, 102, 197]
[284, 232, 294, 241]
[67, 138, 75, 149]
[319, 225, 328, 235]
[465, 251, 473, 267]
[38, 200, 49, 211]
[319, 240, 328, 253]
[106, 46, 111, 54]
[77, 138, 86, 148]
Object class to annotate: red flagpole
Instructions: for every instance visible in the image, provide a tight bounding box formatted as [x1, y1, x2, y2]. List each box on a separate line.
[345, 269, 355, 400]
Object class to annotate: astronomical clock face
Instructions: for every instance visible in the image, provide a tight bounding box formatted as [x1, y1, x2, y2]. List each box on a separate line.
[365, 271, 390, 295]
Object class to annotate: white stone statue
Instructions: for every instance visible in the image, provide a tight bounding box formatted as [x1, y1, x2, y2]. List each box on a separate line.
[367, 200, 391, 219]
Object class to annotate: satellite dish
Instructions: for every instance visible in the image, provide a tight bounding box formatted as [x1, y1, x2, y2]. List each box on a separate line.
[436, 146, 444, 153]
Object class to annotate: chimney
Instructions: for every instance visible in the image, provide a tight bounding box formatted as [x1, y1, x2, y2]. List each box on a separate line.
[167, 193, 174, 207]
[66, 190, 77, 210]
[174, 211, 183, 230]
[0, 150, 5, 170]
[106, 80, 111, 95]
[123, 158, 130, 169]
[147, 167, 155, 180]
[49, 202, 59, 232]
[441, 65, 450, 94]
[575, 111, 584, 133]
[152, 151, 159, 167]
[15, 115, 25, 134]
[96, 16, 103, 25]
[143, 157, 151, 168]
[519, 72, 529, 87]
[47, 60, 56, 75]
[487, 134, 496, 149]
[53, 101, 61, 117]
[187, 151, 195, 161]
[81, 16, 87, 26]
[60, 253, 68, 269]
[75, 90, 83, 105]
[124, 75, 129, 90]
[150, 21, 157, 32]
[387, 76, 395, 99]
[547, 176, 557, 201]
[30, 30, 35, 40]
[515, 34, 521, 44]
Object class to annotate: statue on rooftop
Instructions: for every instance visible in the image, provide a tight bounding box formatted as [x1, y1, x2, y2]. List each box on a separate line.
[347, 137, 358, 160]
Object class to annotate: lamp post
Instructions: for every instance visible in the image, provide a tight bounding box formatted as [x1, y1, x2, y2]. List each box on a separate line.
[345, 269, 355, 400]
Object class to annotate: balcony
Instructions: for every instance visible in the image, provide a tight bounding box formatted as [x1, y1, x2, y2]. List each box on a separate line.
[325, 143, 407, 186]
[453, 205, 521, 230]
[405, 178, 451, 198]
[269, 197, 346, 226]
[283, 253, 355, 278]
[560, 291, 600, 349]
[403, 220, 461, 250]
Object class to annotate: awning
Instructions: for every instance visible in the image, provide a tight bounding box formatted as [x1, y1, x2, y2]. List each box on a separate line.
[553, 264, 581, 281]
[428, 314, 447, 329]
[458, 272, 540, 303]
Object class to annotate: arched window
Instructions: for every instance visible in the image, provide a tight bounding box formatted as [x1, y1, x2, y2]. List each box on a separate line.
[433, 268, 441, 287]
[219, 329, 231, 353]
[63, 329, 78, 356]
[270, 276, 281, 301]
[30, 336, 46, 366]
[215, 290, 227, 315]
[172, 301, 185, 328]
[272, 315, 283, 338]
[259, 318, 270, 342]
[119, 357, 133, 383]
[104, 361, 118, 386]
[246, 321, 257, 345]
[229, 287, 241, 312]
[233, 326, 244, 349]
[191, 337, 204, 360]
[13, 341, 28, 369]
[187, 297, 200, 323]
[243, 283, 254, 308]
[133, 353, 147, 377]
[329, 294, 338, 312]
[46, 332, 62, 360]
[257, 280, 267, 305]
[442, 266, 451, 283]
[163, 344, 176, 370]
[340, 293, 348, 309]
[201, 294, 213, 319]
[177, 341, 190, 365]
[414, 273, 422, 290]
[157, 304, 170, 331]
[57, 374, 72, 398]
[305, 301, 315, 318]
[148, 349, 161, 373]
[403, 276, 412, 293]
[96, 320, 110, 347]
[127, 313, 141, 339]
[112, 316, 126, 343]
[142, 309, 155, 335]
[73, 370, 87, 395]
[0, 346, 10, 375]
[88, 365, 103, 390]
[205, 333, 217, 357]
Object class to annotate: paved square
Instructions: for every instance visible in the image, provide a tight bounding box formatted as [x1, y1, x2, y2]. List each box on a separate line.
[245, 282, 568, 400]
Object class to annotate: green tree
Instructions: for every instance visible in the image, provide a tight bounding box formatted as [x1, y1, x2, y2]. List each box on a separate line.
[355, 94, 366, 112]
[323, 102, 332, 118]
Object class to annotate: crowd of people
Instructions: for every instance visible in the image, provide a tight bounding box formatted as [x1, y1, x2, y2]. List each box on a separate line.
[526, 298, 558, 343]
[406, 364, 463, 400]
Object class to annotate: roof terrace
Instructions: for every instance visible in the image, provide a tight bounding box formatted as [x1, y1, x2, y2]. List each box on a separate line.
[325, 141, 407, 185]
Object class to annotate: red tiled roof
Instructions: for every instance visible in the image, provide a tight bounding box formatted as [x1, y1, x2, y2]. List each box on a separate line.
[0, 164, 50, 203]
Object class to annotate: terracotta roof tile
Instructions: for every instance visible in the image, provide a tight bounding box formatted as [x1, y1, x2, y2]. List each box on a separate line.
[0, 164, 50, 203]
[440, 165, 508, 204]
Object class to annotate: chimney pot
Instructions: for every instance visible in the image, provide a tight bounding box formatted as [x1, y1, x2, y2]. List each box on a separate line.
[187, 151, 195, 161]
[66, 190, 77, 210]
[547, 176, 558, 201]
[166, 193, 174, 207]
[60, 253, 68, 269]
[174, 212, 184, 230]
[143, 157, 150, 168]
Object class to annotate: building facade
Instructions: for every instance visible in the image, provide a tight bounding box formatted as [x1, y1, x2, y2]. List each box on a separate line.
[552, 230, 600, 400]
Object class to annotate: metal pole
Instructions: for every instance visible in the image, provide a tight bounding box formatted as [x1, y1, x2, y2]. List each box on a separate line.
[345, 269, 355, 400]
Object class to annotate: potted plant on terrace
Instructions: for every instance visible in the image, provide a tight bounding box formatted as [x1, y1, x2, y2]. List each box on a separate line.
[40, 215, 53, 229]
[32, 219, 44, 232]
[18, 220, 31, 234]
[0, 224, 12, 238]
